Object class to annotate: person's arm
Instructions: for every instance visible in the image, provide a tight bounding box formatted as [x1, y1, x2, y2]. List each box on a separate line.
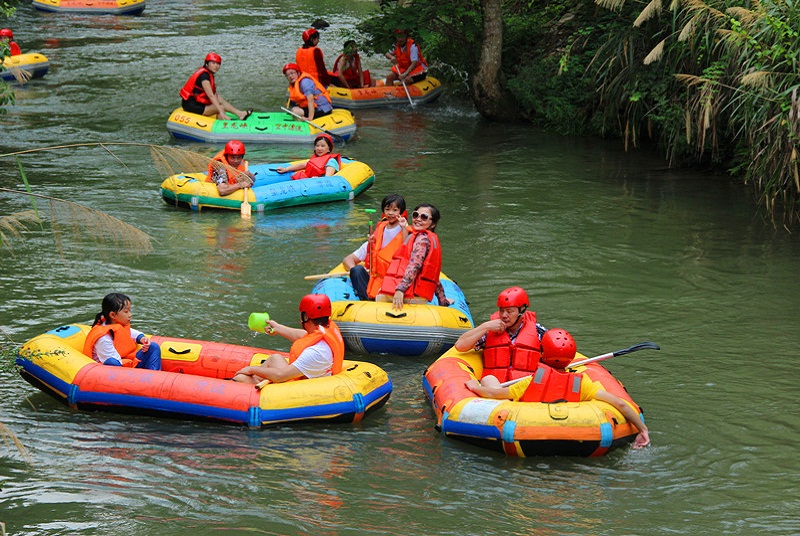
[594, 390, 650, 448]
[434, 281, 453, 307]
[391, 235, 428, 310]
[314, 48, 329, 86]
[454, 319, 506, 352]
[276, 161, 307, 174]
[356, 55, 364, 88]
[215, 181, 246, 196]
[265, 319, 307, 342]
[94, 333, 121, 362]
[465, 379, 512, 399]
[324, 159, 339, 176]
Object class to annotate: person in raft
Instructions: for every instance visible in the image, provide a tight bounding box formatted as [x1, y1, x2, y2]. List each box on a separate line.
[0, 28, 21, 56]
[206, 139, 255, 196]
[179, 52, 252, 121]
[342, 193, 409, 301]
[83, 293, 162, 370]
[275, 133, 340, 180]
[231, 294, 345, 385]
[376, 203, 452, 311]
[295, 27, 331, 87]
[331, 40, 374, 89]
[282, 62, 334, 120]
[454, 286, 547, 383]
[465, 328, 651, 449]
[384, 29, 428, 86]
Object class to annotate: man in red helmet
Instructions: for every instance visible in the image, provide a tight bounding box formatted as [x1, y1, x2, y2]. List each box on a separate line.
[282, 62, 333, 121]
[465, 328, 651, 449]
[1, 28, 21, 56]
[232, 294, 345, 385]
[295, 27, 330, 87]
[384, 29, 428, 86]
[206, 139, 254, 196]
[179, 52, 252, 121]
[454, 286, 547, 383]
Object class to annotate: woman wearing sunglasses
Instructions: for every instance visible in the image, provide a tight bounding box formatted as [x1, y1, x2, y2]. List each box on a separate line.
[377, 203, 452, 311]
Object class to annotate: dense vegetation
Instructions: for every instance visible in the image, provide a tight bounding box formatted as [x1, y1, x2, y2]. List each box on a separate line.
[359, 0, 800, 227]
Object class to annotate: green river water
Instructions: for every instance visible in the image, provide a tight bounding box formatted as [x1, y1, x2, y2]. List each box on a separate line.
[1, 1, 799, 534]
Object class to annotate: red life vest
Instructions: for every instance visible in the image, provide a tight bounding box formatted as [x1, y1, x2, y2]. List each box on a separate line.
[179, 67, 215, 105]
[83, 323, 139, 367]
[379, 229, 442, 302]
[296, 46, 329, 86]
[287, 73, 330, 109]
[333, 53, 370, 88]
[481, 310, 543, 382]
[291, 153, 341, 180]
[519, 365, 583, 403]
[365, 220, 406, 299]
[392, 38, 427, 77]
[8, 41, 21, 56]
[288, 321, 345, 376]
[206, 150, 249, 184]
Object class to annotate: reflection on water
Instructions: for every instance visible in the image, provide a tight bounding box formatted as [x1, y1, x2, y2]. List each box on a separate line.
[2, 0, 800, 534]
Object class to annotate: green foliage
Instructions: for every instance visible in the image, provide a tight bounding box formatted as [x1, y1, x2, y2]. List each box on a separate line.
[1, 1, 18, 113]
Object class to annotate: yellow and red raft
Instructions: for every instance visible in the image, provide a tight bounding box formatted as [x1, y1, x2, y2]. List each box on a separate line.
[423, 347, 645, 457]
[17, 324, 392, 427]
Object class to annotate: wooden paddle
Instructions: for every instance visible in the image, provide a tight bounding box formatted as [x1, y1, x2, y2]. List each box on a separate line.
[240, 187, 251, 219]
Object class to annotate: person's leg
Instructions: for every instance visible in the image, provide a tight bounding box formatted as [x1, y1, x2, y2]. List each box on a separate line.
[349, 266, 370, 301]
[135, 342, 161, 370]
[103, 357, 123, 366]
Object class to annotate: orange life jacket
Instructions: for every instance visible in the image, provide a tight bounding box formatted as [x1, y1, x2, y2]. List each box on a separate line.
[296, 46, 329, 86]
[365, 220, 406, 299]
[83, 323, 139, 367]
[392, 38, 427, 77]
[287, 73, 331, 109]
[333, 53, 370, 88]
[206, 150, 249, 184]
[518, 365, 583, 403]
[179, 67, 215, 105]
[291, 153, 341, 180]
[379, 229, 442, 302]
[288, 321, 345, 376]
[482, 310, 543, 382]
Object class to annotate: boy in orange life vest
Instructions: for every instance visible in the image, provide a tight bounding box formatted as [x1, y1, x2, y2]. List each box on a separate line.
[454, 286, 546, 383]
[343, 194, 409, 301]
[179, 52, 252, 121]
[83, 293, 162, 370]
[465, 329, 651, 449]
[376, 203, 452, 311]
[231, 294, 345, 385]
[331, 40, 374, 89]
[282, 62, 334, 120]
[295, 27, 331, 87]
[276, 133, 341, 180]
[206, 139, 255, 196]
[384, 29, 428, 86]
[1, 28, 21, 56]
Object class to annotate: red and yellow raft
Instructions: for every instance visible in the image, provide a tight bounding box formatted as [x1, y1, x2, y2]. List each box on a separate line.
[17, 324, 392, 427]
[423, 347, 644, 457]
[328, 77, 443, 109]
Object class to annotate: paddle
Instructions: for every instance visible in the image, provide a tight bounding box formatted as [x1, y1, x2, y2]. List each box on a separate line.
[280, 106, 346, 145]
[498, 341, 661, 387]
[401, 79, 415, 107]
[304, 272, 348, 281]
[240, 187, 251, 219]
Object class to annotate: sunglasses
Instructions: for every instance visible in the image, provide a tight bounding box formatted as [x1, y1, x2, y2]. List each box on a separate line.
[411, 211, 431, 221]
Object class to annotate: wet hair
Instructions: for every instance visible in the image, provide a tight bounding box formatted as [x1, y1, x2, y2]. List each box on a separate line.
[92, 292, 131, 326]
[381, 193, 406, 214]
[413, 203, 440, 231]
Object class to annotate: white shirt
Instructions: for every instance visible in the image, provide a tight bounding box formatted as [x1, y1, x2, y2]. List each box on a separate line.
[92, 326, 143, 363]
[292, 339, 333, 378]
[351, 224, 404, 261]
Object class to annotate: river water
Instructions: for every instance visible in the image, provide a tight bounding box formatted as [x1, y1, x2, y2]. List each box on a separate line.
[2, 1, 799, 535]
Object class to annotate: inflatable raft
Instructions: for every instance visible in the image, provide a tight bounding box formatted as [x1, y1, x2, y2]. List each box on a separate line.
[311, 265, 473, 357]
[166, 108, 357, 144]
[16, 324, 392, 427]
[32, 0, 145, 14]
[1, 52, 49, 82]
[328, 77, 443, 109]
[423, 348, 644, 457]
[160, 158, 374, 212]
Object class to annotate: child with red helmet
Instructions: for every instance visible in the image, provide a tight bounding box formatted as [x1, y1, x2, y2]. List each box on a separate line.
[179, 52, 252, 121]
[232, 294, 345, 385]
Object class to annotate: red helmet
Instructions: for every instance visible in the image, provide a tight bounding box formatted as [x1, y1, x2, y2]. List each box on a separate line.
[497, 287, 529, 309]
[282, 62, 301, 75]
[541, 328, 577, 369]
[224, 140, 245, 156]
[0, 28, 13, 39]
[314, 133, 334, 149]
[302, 28, 319, 43]
[299, 294, 332, 320]
[205, 52, 222, 64]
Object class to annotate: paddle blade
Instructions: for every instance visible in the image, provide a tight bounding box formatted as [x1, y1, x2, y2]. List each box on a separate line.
[241, 188, 251, 219]
[613, 341, 660, 357]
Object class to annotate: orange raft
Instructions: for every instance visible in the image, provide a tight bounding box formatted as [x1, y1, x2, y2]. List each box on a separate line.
[328, 77, 443, 109]
[32, 0, 145, 14]
[17, 324, 392, 427]
[423, 347, 644, 457]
